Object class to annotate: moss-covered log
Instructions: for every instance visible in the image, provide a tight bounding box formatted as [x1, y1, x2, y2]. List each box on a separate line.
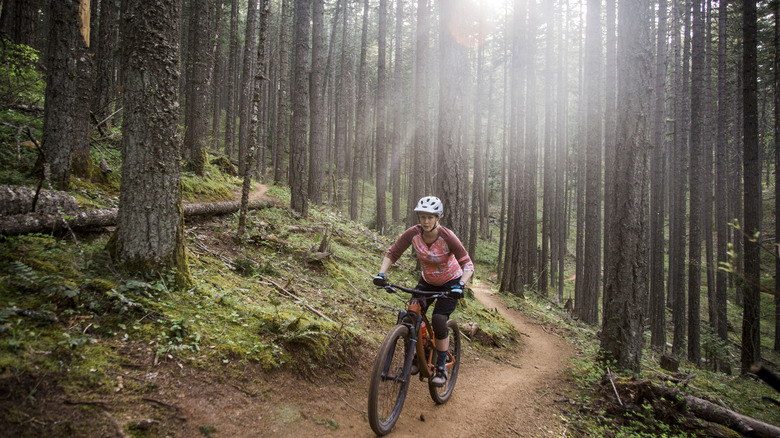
[0, 199, 274, 235]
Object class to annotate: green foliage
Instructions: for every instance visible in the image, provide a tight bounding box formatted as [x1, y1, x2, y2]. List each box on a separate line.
[0, 39, 45, 187]
[0, 38, 45, 106]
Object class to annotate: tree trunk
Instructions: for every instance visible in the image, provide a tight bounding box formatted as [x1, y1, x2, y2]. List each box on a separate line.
[239, 0, 270, 238]
[670, 0, 690, 358]
[209, 1, 225, 151]
[522, 0, 537, 291]
[688, 0, 705, 365]
[715, 0, 729, 345]
[436, 0, 469, 239]
[114, 0, 191, 289]
[289, 0, 309, 216]
[554, 0, 569, 302]
[540, 0, 555, 298]
[650, 0, 668, 349]
[308, 0, 325, 205]
[602, 0, 616, 312]
[741, 0, 761, 374]
[390, 0, 404, 224]
[581, 0, 601, 326]
[409, 0, 430, 227]
[703, 0, 716, 336]
[91, 0, 118, 125]
[574, 0, 585, 318]
[469, 42, 484, 258]
[237, 0, 259, 174]
[223, 0, 239, 160]
[374, 0, 388, 234]
[500, 0, 525, 297]
[273, 0, 291, 184]
[42, 0, 82, 190]
[600, 0, 652, 373]
[0, 0, 39, 48]
[334, 0, 353, 208]
[350, 0, 370, 221]
[775, 0, 780, 352]
[183, 0, 212, 176]
[70, 0, 94, 181]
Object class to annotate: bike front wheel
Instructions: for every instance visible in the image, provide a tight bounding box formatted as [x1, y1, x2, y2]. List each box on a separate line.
[368, 324, 412, 436]
[429, 319, 461, 404]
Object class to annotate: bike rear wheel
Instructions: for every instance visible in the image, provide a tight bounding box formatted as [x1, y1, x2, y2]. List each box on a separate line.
[368, 324, 412, 436]
[429, 319, 461, 404]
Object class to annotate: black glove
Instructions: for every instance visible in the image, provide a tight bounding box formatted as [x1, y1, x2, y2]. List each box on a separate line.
[449, 282, 464, 296]
[373, 273, 388, 287]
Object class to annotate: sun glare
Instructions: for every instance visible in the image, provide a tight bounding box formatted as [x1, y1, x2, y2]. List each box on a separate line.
[448, 0, 505, 48]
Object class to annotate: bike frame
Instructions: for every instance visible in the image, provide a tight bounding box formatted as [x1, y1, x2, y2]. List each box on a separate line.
[386, 284, 456, 380]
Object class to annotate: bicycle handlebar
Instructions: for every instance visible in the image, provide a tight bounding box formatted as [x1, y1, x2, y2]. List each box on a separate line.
[380, 282, 454, 299]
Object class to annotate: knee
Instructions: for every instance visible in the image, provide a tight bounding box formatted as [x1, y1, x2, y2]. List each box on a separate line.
[431, 314, 449, 340]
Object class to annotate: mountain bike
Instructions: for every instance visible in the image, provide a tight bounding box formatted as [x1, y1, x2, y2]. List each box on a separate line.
[367, 282, 462, 436]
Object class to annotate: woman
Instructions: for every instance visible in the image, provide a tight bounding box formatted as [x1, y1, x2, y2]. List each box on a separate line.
[373, 196, 474, 387]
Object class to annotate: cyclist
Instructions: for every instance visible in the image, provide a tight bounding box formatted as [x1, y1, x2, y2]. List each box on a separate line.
[373, 196, 474, 387]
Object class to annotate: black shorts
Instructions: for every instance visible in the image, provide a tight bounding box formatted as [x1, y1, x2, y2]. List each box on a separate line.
[415, 277, 461, 317]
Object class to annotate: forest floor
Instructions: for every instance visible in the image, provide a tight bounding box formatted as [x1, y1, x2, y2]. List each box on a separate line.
[91, 282, 578, 438]
[1, 183, 581, 438]
[167, 182, 579, 437]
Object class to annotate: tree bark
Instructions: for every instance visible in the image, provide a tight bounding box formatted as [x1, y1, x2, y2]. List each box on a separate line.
[715, 0, 729, 345]
[43, 0, 82, 190]
[650, 0, 669, 349]
[114, 0, 190, 289]
[308, 0, 326, 205]
[522, 0, 538, 290]
[374, 0, 388, 234]
[580, 0, 602, 325]
[223, 0, 239, 160]
[273, 0, 291, 183]
[741, 0, 761, 374]
[289, 0, 309, 216]
[669, 0, 690, 358]
[69, 0, 94, 182]
[350, 0, 370, 221]
[775, 0, 780, 352]
[239, 0, 270, 238]
[183, 0, 212, 176]
[540, 0, 555, 298]
[390, 0, 404, 224]
[409, 0, 430, 227]
[91, 0, 118, 125]
[436, 0, 470, 239]
[600, 0, 651, 373]
[688, 0, 705, 365]
[237, 0, 259, 173]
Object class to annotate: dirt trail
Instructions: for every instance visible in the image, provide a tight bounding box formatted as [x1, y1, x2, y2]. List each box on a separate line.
[268, 283, 577, 437]
[154, 283, 577, 437]
[159, 185, 577, 436]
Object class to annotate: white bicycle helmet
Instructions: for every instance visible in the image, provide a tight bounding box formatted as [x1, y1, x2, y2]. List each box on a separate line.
[414, 196, 444, 216]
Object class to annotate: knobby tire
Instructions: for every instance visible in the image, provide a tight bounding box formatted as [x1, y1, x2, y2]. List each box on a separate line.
[368, 324, 412, 436]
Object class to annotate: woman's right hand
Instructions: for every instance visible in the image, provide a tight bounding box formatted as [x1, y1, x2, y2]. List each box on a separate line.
[373, 273, 388, 286]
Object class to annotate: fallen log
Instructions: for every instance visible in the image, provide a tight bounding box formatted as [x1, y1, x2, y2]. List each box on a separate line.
[0, 185, 79, 216]
[655, 384, 780, 438]
[0, 199, 275, 235]
[610, 378, 780, 438]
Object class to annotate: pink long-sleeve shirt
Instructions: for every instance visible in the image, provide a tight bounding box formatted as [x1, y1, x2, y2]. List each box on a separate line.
[385, 225, 475, 286]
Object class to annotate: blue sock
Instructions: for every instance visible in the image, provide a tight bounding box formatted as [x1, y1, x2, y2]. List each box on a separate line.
[436, 350, 447, 370]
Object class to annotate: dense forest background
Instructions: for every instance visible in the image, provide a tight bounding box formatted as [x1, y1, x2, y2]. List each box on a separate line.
[2, 0, 780, 390]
